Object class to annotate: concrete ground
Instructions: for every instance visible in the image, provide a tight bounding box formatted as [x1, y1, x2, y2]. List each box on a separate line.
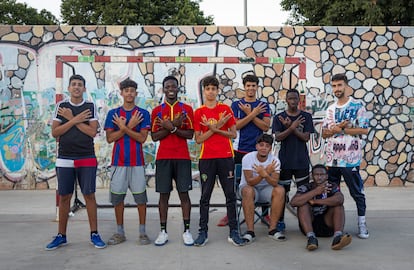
[1, 184, 414, 270]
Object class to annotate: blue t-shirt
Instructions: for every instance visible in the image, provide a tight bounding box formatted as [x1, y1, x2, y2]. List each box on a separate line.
[231, 98, 271, 153]
[272, 110, 314, 170]
[104, 106, 150, 166]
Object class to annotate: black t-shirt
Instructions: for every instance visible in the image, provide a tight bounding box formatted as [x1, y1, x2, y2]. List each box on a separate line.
[53, 99, 97, 157]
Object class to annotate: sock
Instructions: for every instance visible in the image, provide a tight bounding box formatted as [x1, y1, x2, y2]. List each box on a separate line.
[334, 231, 343, 237]
[358, 216, 366, 224]
[183, 219, 190, 232]
[139, 224, 145, 234]
[117, 224, 125, 235]
[306, 232, 315, 238]
[246, 231, 256, 238]
[161, 222, 167, 232]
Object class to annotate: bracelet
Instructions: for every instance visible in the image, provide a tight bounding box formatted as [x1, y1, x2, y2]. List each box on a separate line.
[170, 127, 178, 133]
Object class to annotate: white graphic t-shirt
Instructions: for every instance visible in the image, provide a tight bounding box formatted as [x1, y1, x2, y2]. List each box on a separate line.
[323, 98, 369, 167]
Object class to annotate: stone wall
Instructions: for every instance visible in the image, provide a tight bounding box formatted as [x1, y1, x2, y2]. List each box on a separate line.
[0, 25, 413, 189]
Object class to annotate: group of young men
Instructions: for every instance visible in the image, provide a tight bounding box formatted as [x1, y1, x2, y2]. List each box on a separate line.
[45, 72, 369, 252]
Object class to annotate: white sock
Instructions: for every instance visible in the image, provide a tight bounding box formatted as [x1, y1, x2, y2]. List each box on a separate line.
[358, 216, 366, 224]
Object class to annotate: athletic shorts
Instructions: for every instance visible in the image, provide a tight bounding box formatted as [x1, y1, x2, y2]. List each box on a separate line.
[299, 213, 334, 237]
[155, 159, 192, 193]
[279, 168, 310, 191]
[56, 156, 97, 196]
[110, 166, 147, 205]
[239, 184, 273, 203]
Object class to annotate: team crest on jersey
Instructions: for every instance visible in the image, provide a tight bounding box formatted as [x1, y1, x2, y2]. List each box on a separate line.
[201, 174, 208, 182]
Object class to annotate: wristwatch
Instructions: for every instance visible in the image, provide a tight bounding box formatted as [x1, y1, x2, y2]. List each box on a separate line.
[170, 127, 178, 133]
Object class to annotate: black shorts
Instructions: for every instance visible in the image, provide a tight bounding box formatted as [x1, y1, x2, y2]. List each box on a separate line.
[155, 159, 192, 193]
[299, 214, 334, 237]
[234, 151, 247, 164]
[280, 168, 310, 191]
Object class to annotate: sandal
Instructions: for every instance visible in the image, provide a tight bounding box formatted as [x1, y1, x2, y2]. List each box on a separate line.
[107, 233, 126, 245]
[138, 234, 151, 245]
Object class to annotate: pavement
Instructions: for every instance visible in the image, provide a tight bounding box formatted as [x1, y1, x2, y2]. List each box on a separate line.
[1, 183, 414, 270]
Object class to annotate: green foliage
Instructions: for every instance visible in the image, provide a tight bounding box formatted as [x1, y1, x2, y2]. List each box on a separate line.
[0, 0, 58, 25]
[61, 0, 213, 25]
[281, 0, 414, 26]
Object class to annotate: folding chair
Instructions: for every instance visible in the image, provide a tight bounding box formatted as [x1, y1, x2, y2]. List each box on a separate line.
[235, 164, 271, 231]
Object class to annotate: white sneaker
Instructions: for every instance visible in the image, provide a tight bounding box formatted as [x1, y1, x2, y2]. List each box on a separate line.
[154, 230, 168, 246]
[182, 230, 194, 246]
[358, 223, 369, 239]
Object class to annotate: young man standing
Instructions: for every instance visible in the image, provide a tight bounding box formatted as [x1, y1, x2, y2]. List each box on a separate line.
[322, 73, 369, 239]
[104, 79, 151, 246]
[216, 74, 271, 227]
[193, 75, 245, 247]
[290, 164, 352, 251]
[46, 74, 106, 250]
[240, 134, 285, 243]
[151, 76, 195, 246]
[272, 89, 315, 235]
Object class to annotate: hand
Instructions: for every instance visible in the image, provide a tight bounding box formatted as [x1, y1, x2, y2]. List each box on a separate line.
[172, 113, 186, 127]
[251, 102, 267, 116]
[216, 111, 232, 129]
[156, 117, 174, 131]
[253, 164, 268, 178]
[265, 160, 277, 175]
[290, 115, 305, 130]
[278, 115, 292, 128]
[58, 107, 74, 120]
[315, 182, 331, 196]
[112, 113, 127, 130]
[127, 110, 143, 128]
[238, 102, 252, 115]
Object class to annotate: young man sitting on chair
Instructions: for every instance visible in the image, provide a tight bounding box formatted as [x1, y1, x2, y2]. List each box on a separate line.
[240, 134, 286, 243]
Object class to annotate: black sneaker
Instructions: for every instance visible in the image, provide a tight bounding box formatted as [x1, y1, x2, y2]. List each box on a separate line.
[331, 233, 352, 250]
[306, 236, 318, 251]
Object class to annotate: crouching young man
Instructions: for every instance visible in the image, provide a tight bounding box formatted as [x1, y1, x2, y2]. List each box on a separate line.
[290, 164, 351, 251]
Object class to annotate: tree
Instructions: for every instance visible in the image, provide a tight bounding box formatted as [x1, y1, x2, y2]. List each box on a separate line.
[0, 0, 58, 25]
[281, 0, 414, 26]
[61, 0, 214, 25]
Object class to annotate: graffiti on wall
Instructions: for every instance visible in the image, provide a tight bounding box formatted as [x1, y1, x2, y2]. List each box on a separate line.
[0, 25, 413, 189]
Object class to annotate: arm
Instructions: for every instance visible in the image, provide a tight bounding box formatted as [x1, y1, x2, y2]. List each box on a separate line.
[195, 111, 236, 143]
[310, 191, 344, 207]
[235, 102, 270, 131]
[151, 114, 194, 141]
[52, 107, 97, 138]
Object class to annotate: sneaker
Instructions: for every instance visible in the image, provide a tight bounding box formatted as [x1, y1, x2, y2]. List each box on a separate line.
[217, 215, 228, 227]
[331, 233, 352, 250]
[45, 234, 67, 251]
[154, 230, 168, 246]
[228, 230, 246, 246]
[91, 233, 107, 249]
[138, 234, 151, 245]
[268, 230, 286, 241]
[194, 231, 208, 247]
[276, 221, 286, 232]
[242, 231, 256, 244]
[358, 223, 369, 239]
[182, 230, 194, 246]
[306, 236, 318, 251]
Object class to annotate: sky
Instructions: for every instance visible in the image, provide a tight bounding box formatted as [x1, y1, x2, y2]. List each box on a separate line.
[16, 0, 290, 26]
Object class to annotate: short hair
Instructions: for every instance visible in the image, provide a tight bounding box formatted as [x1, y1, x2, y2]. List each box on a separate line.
[69, 74, 85, 86]
[331, 73, 348, 84]
[242, 74, 259, 86]
[202, 75, 219, 88]
[162, 75, 178, 87]
[312, 164, 328, 174]
[256, 133, 274, 145]
[120, 79, 137, 90]
[286, 89, 300, 98]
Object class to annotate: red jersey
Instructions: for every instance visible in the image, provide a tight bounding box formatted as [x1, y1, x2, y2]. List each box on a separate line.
[194, 103, 235, 159]
[151, 101, 194, 160]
